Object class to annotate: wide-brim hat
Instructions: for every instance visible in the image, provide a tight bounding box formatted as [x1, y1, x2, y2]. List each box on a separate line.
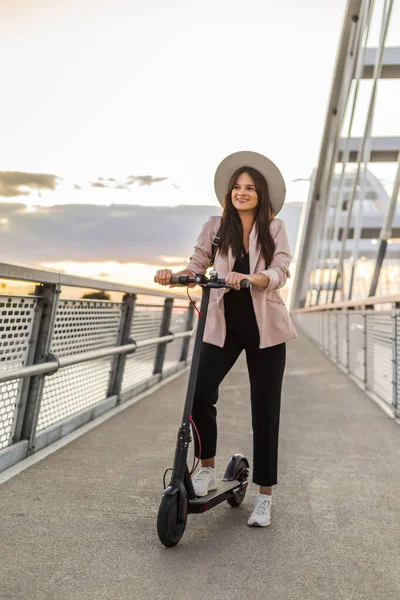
[214, 150, 286, 215]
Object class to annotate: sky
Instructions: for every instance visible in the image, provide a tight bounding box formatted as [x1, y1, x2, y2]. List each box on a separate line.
[1, 0, 399, 293]
[0, 0, 358, 209]
[2, 0, 399, 209]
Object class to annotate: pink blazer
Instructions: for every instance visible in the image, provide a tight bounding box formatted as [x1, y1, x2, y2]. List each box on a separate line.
[186, 215, 298, 349]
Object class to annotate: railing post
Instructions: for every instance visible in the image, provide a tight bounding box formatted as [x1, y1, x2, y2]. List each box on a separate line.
[392, 302, 399, 417]
[364, 312, 368, 389]
[153, 298, 174, 375]
[107, 293, 136, 404]
[180, 303, 195, 363]
[326, 311, 330, 356]
[12, 299, 44, 445]
[18, 283, 60, 454]
[335, 312, 339, 362]
[346, 310, 350, 373]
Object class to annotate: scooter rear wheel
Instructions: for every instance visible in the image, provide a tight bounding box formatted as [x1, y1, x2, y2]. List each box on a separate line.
[227, 459, 248, 507]
[157, 494, 187, 547]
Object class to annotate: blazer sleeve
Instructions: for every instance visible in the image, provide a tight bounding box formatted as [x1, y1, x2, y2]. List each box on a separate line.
[186, 216, 219, 275]
[258, 219, 292, 290]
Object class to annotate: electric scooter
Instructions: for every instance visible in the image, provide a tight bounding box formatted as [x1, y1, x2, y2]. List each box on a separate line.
[157, 271, 250, 547]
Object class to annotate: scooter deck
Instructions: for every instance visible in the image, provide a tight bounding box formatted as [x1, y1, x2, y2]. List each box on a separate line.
[188, 479, 248, 513]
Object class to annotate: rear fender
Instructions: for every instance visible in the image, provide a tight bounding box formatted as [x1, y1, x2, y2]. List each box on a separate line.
[222, 453, 249, 481]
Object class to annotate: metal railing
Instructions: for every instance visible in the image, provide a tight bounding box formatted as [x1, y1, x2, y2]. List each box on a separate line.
[0, 263, 196, 473]
[291, 293, 399, 420]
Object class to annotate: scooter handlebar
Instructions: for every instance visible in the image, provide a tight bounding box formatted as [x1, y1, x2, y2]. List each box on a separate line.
[169, 275, 250, 289]
[239, 279, 251, 289]
[169, 275, 191, 285]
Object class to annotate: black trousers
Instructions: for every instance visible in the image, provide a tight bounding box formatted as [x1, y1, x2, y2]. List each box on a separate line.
[192, 329, 286, 487]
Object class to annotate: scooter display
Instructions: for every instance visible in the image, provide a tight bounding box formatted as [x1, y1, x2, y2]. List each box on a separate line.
[157, 271, 250, 547]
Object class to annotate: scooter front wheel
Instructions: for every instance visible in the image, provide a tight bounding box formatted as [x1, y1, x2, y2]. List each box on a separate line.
[157, 493, 187, 547]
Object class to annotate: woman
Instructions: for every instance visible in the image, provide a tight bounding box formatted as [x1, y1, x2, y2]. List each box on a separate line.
[155, 151, 297, 527]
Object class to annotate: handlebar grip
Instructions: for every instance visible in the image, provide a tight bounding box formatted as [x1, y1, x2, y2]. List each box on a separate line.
[240, 279, 251, 288]
[170, 275, 188, 285]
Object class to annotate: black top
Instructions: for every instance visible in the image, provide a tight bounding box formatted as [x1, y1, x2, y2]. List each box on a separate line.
[223, 248, 259, 335]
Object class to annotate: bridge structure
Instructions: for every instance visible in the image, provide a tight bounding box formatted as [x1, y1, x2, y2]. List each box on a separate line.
[290, 0, 400, 421]
[1, 1, 400, 599]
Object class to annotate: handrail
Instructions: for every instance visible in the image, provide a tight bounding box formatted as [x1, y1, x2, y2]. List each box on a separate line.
[0, 262, 195, 300]
[0, 331, 192, 384]
[291, 293, 400, 313]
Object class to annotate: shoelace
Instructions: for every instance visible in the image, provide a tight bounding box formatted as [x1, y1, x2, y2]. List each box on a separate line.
[193, 468, 212, 482]
[254, 498, 275, 514]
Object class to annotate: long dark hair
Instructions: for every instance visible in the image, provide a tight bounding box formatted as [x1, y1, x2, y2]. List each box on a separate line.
[219, 166, 276, 266]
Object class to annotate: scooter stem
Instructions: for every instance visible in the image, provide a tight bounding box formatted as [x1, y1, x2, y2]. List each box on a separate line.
[170, 285, 211, 484]
[182, 285, 211, 424]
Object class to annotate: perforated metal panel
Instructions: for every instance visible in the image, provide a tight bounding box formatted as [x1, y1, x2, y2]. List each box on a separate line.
[318, 312, 325, 349]
[121, 305, 164, 391]
[366, 312, 393, 407]
[49, 299, 121, 357]
[317, 313, 323, 347]
[0, 296, 36, 372]
[293, 308, 398, 416]
[313, 312, 322, 347]
[0, 296, 37, 449]
[337, 313, 348, 368]
[163, 306, 190, 371]
[348, 313, 365, 383]
[37, 299, 122, 431]
[292, 313, 319, 345]
[329, 313, 338, 360]
[321, 312, 328, 353]
[0, 379, 23, 450]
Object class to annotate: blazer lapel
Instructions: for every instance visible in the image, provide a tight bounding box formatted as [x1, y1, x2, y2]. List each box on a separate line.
[249, 222, 261, 275]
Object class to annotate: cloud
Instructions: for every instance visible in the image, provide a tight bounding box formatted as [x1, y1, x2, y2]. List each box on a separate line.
[90, 182, 107, 188]
[0, 203, 220, 265]
[0, 202, 28, 215]
[0, 171, 60, 197]
[0, 201, 303, 268]
[125, 175, 168, 186]
[89, 174, 168, 191]
[0, 170, 171, 200]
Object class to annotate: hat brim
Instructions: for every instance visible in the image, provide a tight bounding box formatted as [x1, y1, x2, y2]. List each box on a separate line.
[214, 151, 286, 215]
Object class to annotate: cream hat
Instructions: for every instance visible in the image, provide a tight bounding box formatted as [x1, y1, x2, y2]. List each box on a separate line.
[214, 150, 286, 215]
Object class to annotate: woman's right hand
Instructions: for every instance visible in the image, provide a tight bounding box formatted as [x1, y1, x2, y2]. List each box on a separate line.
[154, 269, 173, 286]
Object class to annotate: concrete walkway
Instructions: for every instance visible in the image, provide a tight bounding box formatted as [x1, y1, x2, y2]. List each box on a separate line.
[1, 333, 400, 600]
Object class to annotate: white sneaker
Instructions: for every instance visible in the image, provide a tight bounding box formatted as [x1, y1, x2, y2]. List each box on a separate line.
[191, 467, 218, 497]
[247, 493, 274, 527]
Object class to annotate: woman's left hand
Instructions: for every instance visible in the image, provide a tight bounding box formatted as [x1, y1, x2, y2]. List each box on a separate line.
[225, 272, 253, 290]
